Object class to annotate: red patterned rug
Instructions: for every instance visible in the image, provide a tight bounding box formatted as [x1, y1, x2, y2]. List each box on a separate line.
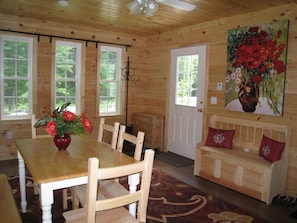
[147, 169, 267, 223]
[9, 169, 268, 223]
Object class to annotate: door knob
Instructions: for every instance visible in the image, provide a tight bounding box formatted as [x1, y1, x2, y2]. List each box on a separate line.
[197, 108, 203, 112]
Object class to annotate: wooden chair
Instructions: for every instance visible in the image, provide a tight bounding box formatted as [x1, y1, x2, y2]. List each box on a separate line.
[31, 114, 70, 209]
[97, 118, 120, 149]
[72, 125, 145, 209]
[117, 124, 145, 161]
[63, 149, 155, 223]
[31, 114, 52, 139]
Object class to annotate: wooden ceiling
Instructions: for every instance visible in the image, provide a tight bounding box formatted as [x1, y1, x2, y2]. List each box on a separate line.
[0, 0, 295, 36]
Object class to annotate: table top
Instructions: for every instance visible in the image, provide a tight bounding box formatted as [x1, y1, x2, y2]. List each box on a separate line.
[16, 135, 137, 184]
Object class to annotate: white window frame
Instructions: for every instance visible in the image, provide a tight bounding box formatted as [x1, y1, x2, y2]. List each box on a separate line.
[0, 34, 33, 120]
[98, 46, 122, 116]
[54, 40, 82, 114]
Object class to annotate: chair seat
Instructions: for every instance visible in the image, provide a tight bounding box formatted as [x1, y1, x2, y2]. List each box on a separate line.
[63, 206, 138, 223]
[73, 179, 129, 208]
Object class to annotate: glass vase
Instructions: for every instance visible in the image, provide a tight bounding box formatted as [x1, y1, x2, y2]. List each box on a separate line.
[53, 134, 71, 150]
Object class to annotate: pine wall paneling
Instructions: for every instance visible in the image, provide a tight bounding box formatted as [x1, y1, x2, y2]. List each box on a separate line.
[0, 2, 296, 196]
[144, 3, 297, 197]
[0, 13, 148, 159]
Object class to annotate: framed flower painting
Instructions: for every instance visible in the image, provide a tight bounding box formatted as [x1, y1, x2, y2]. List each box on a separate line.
[224, 20, 289, 116]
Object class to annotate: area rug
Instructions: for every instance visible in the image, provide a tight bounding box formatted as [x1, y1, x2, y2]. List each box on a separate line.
[146, 169, 267, 223]
[290, 209, 297, 219]
[9, 169, 268, 223]
[155, 152, 194, 167]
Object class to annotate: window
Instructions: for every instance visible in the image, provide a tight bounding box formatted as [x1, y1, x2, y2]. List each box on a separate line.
[176, 55, 198, 107]
[54, 41, 81, 114]
[0, 34, 33, 120]
[99, 46, 122, 115]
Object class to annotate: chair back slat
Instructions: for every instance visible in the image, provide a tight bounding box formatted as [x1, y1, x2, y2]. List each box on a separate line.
[97, 118, 120, 149]
[117, 125, 145, 161]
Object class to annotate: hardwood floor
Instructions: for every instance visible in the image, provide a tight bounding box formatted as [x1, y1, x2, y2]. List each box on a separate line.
[1, 158, 296, 223]
[154, 158, 297, 223]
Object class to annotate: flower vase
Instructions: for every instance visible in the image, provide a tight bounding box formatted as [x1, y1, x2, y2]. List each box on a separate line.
[238, 82, 259, 113]
[54, 134, 71, 150]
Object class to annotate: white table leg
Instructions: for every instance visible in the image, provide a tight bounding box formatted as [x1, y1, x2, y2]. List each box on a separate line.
[17, 151, 27, 213]
[128, 173, 140, 217]
[40, 183, 54, 223]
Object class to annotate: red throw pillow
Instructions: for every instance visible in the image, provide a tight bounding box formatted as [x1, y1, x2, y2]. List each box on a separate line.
[204, 127, 235, 149]
[259, 135, 285, 162]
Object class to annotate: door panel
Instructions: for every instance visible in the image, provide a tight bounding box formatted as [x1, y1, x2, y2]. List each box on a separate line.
[168, 45, 207, 159]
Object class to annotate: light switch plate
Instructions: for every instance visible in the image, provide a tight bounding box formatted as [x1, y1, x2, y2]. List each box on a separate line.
[210, 96, 217, 104]
[7, 131, 13, 139]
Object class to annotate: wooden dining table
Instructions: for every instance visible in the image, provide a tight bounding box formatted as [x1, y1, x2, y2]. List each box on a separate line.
[16, 135, 139, 223]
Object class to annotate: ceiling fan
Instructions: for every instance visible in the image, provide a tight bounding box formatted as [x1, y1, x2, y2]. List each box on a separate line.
[127, 0, 197, 17]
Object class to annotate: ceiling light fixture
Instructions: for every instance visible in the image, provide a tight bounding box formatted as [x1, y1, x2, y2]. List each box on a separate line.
[127, 0, 196, 17]
[127, 0, 159, 17]
[58, 0, 69, 7]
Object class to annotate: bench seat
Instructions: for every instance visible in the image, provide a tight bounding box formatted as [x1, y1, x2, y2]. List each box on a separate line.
[194, 114, 291, 204]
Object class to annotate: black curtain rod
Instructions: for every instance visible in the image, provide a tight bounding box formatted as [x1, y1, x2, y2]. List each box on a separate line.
[0, 29, 132, 49]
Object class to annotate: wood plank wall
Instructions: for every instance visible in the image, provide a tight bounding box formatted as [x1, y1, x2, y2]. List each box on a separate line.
[0, 3, 296, 196]
[0, 13, 148, 158]
[144, 3, 297, 197]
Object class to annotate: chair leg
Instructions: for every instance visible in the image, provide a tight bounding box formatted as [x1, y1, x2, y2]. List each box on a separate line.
[33, 181, 39, 195]
[72, 190, 80, 209]
[63, 189, 68, 209]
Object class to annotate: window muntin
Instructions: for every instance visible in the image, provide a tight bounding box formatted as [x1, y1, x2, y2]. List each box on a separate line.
[54, 41, 81, 114]
[0, 35, 33, 120]
[99, 46, 122, 116]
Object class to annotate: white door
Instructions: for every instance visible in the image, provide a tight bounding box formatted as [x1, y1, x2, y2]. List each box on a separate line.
[168, 45, 207, 159]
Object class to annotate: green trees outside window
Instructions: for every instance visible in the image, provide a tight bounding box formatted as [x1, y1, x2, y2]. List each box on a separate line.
[99, 46, 121, 115]
[55, 41, 81, 114]
[1, 35, 32, 119]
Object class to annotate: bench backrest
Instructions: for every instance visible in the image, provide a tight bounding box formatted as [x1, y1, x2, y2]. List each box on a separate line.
[209, 114, 291, 158]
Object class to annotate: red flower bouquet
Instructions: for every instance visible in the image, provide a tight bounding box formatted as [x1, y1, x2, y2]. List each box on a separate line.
[34, 103, 92, 137]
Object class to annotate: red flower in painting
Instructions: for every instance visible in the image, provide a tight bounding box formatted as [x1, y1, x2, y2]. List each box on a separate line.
[231, 25, 286, 86]
[252, 75, 262, 85]
[273, 59, 285, 74]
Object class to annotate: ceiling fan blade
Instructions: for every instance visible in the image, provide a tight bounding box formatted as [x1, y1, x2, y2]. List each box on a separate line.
[156, 0, 196, 11]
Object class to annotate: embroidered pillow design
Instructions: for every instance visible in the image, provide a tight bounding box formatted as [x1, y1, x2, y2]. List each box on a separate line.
[205, 127, 235, 149]
[259, 135, 285, 162]
[213, 133, 225, 144]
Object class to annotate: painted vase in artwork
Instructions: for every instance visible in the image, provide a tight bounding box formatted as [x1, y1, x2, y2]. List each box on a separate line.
[238, 82, 259, 113]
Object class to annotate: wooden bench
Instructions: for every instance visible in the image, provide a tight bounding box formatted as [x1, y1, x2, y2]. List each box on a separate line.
[194, 114, 291, 204]
[0, 174, 22, 223]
